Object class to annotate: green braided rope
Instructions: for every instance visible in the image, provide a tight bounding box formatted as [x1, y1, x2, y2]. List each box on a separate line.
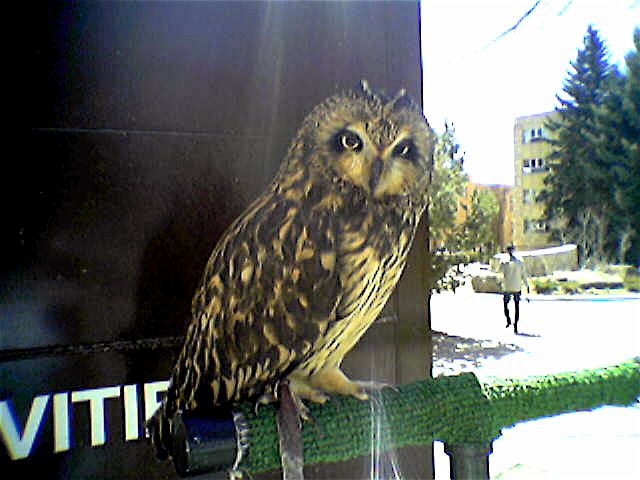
[237, 358, 640, 474]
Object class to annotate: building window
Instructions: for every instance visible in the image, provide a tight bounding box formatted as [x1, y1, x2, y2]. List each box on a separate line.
[523, 189, 536, 204]
[522, 158, 549, 174]
[523, 218, 548, 233]
[531, 220, 548, 232]
[532, 158, 550, 172]
[522, 126, 546, 143]
[532, 158, 544, 169]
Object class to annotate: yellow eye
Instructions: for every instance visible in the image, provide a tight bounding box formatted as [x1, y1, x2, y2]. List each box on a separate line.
[336, 131, 363, 152]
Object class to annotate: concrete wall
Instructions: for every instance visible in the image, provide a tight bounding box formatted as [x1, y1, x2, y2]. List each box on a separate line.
[491, 245, 579, 277]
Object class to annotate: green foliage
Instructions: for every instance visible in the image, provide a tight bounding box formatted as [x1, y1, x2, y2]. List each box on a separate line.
[529, 277, 581, 295]
[542, 26, 640, 266]
[624, 268, 640, 292]
[615, 28, 640, 264]
[426, 124, 502, 291]
[426, 122, 468, 293]
[529, 277, 558, 295]
[559, 280, 581, 295]
[428, 122, 468, 248]
[426, 252, 479, 293]
[456, 188, 499, 261]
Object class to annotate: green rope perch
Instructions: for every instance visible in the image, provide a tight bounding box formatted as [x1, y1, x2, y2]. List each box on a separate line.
[237, 357, 640, 474]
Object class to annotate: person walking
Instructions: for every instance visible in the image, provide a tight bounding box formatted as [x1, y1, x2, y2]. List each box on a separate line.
[499, 245, 529, 334]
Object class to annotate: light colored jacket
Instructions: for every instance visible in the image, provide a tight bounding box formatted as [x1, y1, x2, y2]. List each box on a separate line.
[500, 256, 528, 292]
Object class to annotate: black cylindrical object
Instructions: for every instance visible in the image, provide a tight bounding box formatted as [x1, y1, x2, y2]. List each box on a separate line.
[444, 442, 493, 480]
[170, 409, 245, 477]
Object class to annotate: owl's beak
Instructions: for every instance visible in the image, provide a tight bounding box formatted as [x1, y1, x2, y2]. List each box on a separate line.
[369, 157, 384, 194]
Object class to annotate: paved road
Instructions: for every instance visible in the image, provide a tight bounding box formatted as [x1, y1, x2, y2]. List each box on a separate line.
[429, 287, 640, 479]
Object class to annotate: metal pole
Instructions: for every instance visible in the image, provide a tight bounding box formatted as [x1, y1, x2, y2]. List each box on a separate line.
[444, 442, 492, 480]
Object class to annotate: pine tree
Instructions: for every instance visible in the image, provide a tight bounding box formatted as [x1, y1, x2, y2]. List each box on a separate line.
[617, 28, 640, 264]
[542, 25, 618, 265]
[589, 28, 640, 264]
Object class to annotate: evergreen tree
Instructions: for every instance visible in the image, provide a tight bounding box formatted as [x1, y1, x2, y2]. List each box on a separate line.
[587, 28, 640, 264]
[542, 25, 618, 265]
[616, 28, 640, 264]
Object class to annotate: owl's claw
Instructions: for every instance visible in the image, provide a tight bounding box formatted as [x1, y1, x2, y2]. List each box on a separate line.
[351, 380, 397, 400]
[355, 380, 397, 392]
[275, 379, 314, 422]
[254, 392, 277, 415]
[291, 392, 314, 423]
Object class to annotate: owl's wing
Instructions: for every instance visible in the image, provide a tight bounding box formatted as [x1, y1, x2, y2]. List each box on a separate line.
[168, 191, 341, 412]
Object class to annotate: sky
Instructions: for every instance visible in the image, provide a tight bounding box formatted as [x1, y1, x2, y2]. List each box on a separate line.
[420, 0, 639, 186]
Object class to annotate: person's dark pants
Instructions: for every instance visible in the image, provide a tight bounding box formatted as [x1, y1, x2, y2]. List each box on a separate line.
[503, 292, 521, 332]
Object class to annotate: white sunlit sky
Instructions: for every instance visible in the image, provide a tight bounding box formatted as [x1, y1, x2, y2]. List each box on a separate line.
[420, 0, 640, 186]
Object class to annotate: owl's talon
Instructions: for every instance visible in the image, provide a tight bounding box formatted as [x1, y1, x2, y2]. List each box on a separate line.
[294, 398, 312, 423]
[277, 380, 312, 424]
[355, 380, 396, 392]
[254, 392, 277, 414]
[351, 380, 396, 400]
[290, 390, 313, 423]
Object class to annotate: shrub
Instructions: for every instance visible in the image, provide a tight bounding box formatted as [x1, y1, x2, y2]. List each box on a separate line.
[530, 277, 558, 294]
[559, 280, 581, 294]
[624, 268, 640, 292]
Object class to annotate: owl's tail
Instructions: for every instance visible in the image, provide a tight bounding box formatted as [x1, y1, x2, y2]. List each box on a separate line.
[145, 390, 175, 460]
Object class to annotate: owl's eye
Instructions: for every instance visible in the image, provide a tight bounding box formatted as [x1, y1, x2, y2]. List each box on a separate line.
[335, 130, 363, 153]
[393, 140, 417, 162]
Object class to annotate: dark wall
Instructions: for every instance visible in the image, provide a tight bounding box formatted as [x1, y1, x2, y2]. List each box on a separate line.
[2, 1, 429, 478]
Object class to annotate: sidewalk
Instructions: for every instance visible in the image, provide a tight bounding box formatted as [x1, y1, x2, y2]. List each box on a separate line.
[430, 287, 640, 479]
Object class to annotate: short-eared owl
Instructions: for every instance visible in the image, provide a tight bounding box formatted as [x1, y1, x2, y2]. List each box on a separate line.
[150, 80, 434, 457]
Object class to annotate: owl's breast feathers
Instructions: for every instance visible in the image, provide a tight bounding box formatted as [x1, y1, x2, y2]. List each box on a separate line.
[166, 177, 425, 415]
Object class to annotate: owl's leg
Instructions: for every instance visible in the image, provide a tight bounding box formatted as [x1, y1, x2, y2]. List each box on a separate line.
[287, 372, 331, 405]
[309, 366, 391, 401]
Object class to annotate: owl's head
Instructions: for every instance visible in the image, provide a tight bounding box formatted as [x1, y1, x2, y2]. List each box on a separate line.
[280, 80, 434, 202]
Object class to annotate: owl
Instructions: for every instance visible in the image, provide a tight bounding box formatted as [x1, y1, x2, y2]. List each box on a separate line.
[149, 80, 434, 458]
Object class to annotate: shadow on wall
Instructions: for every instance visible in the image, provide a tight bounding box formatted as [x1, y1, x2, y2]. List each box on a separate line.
[133, 180, 246, 339]
[124, 166, 251, 385]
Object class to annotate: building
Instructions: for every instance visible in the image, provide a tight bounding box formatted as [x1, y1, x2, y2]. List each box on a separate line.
[512, 111, 560, 250]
